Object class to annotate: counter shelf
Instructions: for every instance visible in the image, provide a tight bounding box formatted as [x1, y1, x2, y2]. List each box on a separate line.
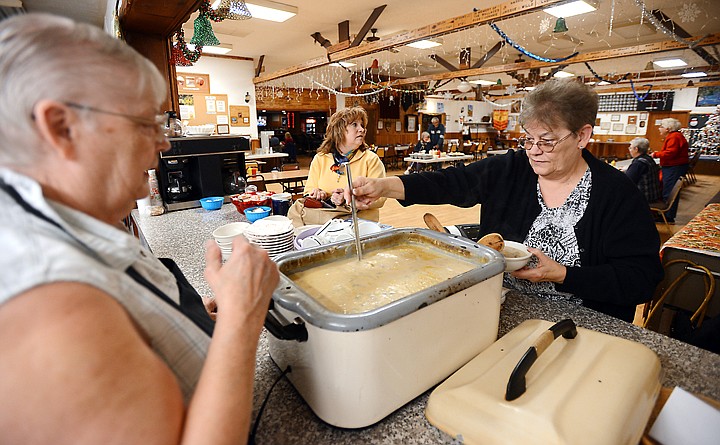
[131, 207, 720, 444]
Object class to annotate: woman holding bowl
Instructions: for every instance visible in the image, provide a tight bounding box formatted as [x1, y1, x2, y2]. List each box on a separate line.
[303, 106, 386, 221]
[347, 79, 662, 322]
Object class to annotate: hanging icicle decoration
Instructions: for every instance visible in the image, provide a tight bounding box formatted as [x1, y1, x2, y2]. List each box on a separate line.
[304, 77, 390, 97]
[631, 0, 707, 48]
[629, 78, 653, 101]
[609, 0, 615, 36]
[489, 23, 579, 63]
[584, 62, 630, 84]
[479, 93, 521, 108]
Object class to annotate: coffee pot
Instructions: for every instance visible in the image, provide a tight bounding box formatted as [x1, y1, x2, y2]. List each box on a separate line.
[224, 170, 246, 195]
[167, 171, 192, 201]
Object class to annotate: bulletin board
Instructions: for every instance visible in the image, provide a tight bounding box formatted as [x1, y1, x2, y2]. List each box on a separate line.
[178, 93, 229, 127]
[176, 72, 211, 94]
[229, 105, 251, 127]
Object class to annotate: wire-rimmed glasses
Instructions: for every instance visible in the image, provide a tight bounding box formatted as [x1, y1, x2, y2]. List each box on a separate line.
[518, 132, 576, 153]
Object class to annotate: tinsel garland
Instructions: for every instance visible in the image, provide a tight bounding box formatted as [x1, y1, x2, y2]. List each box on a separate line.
[489, 23, 579, 63]
[629, 78, 653, 101]
[305, 77, 391, 97]
[584, 62, 630, 84]
[631, 0, 707, 48]
[172, 28, 202, 65]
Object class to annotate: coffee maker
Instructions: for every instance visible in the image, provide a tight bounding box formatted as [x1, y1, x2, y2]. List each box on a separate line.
[157, 135, 249, 211]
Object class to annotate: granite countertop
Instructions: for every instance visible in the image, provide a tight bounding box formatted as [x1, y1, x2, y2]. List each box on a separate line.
[132, 206, 720, 445]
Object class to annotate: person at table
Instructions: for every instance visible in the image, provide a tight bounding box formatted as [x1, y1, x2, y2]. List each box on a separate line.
[281, 131, 297, 163]
[303, 106, 386, 221]
[269, 133, 281, 149]
[427, 116, 445, 151]
[651, 118, 689, 224]
[625, 137, 662, 203]
[405, 131, 432, 175]
[346, 79, 663, 322]
[0, 13, 279, 444]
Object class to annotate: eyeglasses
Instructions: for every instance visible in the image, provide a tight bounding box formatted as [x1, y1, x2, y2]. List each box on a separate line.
[63, 102, 169, 142]
[518, 132, 576, 153]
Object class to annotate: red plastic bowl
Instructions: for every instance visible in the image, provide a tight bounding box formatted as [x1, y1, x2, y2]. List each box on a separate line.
[230, 193, 273, 214]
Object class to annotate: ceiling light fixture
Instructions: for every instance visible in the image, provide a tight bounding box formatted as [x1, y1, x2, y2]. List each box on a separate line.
[470, 79, 495, 86]
[553, 70, 575, 78]
[681, 71, 707, 78]
[597, 80, 611, 86]
[406, 39, 442, 49]
[202, 43, 233, 55]
[457, 81, 473, 93]
[244, 0, 297, 22]
[329, 61, 356, 68]
[544, 1, 597, 18]
[653, 58, 687, 68]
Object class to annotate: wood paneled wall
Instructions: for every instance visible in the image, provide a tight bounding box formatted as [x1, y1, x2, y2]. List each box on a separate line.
[255, 88, 335, 112]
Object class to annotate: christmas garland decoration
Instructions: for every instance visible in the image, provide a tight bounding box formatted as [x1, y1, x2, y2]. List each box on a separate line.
[172, 28, 202, 66]
[489, 23, 579, 63]
[631, 0, 707, 48]
[304, 76, 391, 97]
[584, 62, 630, 84]
[629, 78, 653, 101]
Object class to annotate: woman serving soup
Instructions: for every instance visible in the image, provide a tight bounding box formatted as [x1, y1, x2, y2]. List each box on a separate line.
[346, 79, 663, 322]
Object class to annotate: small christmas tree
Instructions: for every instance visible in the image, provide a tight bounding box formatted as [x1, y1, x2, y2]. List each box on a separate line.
[691, 105, 720, 155]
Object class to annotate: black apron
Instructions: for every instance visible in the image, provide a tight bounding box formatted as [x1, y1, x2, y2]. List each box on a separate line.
[0, 181, 214, 336]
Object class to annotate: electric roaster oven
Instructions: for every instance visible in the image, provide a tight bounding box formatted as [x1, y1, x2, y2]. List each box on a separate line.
[266, 228, 505, 428]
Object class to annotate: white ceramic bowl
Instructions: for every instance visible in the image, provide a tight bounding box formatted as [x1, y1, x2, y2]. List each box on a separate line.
[212, 222, 250, 242]
[502, 240, 532, 271]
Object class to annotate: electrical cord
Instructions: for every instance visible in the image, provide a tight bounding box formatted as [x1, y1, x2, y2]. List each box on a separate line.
[248, 365, 292, 445]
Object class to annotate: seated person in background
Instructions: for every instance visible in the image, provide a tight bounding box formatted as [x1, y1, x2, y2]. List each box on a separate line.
[303, 107, 386, 221]
[405, 131, 431, 175]
[0, 14, 279, 444]
[347, 79, 663, 322]
[625, 137, 662, 203]
[269, 134, 281, 149]
[282, 131, 297, 163]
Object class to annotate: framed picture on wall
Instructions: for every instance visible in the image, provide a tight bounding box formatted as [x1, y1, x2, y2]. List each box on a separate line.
[217, 124, 230, 134]
[612, 123, 624, 132]
[639, 112, 648, 119]
[600, 122, 611, 130]
[395, 121, 402, 132]
[406, 115, 417, 132]
[611, 114, 621, 122]
[639, 120, 646, 127]
[625, 124, 637, 134]
[377, 120, 384, 130]
[628, 116, 637, 125]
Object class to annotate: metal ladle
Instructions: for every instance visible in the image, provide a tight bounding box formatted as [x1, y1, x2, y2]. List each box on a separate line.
[343, 162, 362, 261]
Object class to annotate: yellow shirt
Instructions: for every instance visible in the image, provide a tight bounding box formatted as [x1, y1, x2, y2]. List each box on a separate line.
[304, 149, 387, 221]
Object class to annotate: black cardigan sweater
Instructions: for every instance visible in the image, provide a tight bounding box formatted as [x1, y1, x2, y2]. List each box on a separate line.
[399, 149, 663, 321]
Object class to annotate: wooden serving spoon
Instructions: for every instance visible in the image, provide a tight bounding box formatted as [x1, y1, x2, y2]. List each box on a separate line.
[478, 233, 505, 252]
[423, 213, 447, 233]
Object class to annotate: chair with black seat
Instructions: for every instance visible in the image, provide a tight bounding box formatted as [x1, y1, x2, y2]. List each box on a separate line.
[384, 145, 397, 170]
[649, 179, 683, 233]
[245, 174, 267, 192]
[279, 163, 305, 200]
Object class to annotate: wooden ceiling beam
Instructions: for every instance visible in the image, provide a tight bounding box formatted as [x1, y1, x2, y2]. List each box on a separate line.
[349, 5, 387, 48]
[380, 33, 720, 87]
[471, 41, 505, 69]
[429, 54, 458, 72]
[254, 0, 568, 84]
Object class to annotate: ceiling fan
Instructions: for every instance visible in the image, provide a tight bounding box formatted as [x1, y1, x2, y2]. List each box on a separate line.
[366, 28, 380, 42]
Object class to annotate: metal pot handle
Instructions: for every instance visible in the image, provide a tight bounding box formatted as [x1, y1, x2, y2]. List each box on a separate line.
[505, 319, 577, 401]
[265, 300, 308, 342]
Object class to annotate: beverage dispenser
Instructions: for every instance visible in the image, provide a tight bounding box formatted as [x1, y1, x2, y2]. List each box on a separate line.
[157, 135, 249, 211]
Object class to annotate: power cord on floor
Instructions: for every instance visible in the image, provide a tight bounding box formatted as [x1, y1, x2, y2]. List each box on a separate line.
[248, 365, 292, 445]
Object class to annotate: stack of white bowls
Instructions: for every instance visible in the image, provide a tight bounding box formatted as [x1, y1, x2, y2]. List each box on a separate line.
[243, 216, 295, 258]
[212, 222, 250, 261]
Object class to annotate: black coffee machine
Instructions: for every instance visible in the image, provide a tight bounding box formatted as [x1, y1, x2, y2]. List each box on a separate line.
[157, 135, 249, 211]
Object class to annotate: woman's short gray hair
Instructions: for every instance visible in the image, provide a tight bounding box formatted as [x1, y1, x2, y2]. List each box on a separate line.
[519, 79, 598, 133]
[0, 13, 167, 166]
[630, 137, 650, 154]
[660, 118, 682, 132]
[421, 131, 430, 138]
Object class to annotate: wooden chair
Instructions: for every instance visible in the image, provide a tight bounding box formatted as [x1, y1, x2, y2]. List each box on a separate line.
[384, 146, 397, 170]
[682, 151, 701, 186]
[649, 179, 683, 233]
[246, 174, 267, 192]
[279, 163, 305, 200]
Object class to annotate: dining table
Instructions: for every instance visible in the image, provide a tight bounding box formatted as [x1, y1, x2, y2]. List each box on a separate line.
[403, 154, 473, 172]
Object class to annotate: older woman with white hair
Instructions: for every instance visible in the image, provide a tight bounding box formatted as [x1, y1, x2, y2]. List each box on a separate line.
[626, 137, 662, 203]
[651, 117, 689, 223]
[348, 79, 663, 322]
[0, 13, 278, 443]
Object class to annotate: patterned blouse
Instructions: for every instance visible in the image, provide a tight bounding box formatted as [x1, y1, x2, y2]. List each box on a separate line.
[504, 168, 592, 305]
